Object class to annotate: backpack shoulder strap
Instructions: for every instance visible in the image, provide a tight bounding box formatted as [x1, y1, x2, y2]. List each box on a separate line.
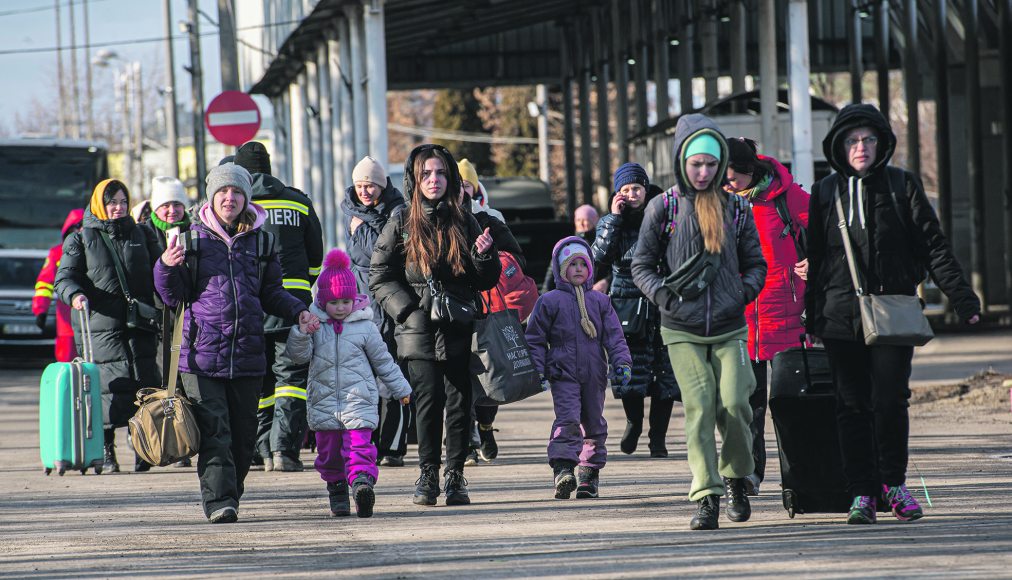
[256, 230, 277, 282]
[885, 166, 916, 237]
[661, 187, 678, 242]
[179, 229, 199, 289]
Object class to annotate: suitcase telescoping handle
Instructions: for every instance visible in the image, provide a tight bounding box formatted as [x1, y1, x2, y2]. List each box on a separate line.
[75, 301, 94, 363]
[798, 334, 813, 395]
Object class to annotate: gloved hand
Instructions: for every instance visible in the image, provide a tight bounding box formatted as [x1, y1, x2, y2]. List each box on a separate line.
[35, 313, 47, 331]
[540, 375, 551, 392]
[611, 365, 632, 387]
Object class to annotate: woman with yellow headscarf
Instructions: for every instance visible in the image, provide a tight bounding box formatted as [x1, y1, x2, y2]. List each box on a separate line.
[55, 178, 163, 474]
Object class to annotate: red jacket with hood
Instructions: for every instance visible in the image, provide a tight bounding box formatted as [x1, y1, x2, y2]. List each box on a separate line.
[34, 209, 84, 362]
[742, 156, 809, 361]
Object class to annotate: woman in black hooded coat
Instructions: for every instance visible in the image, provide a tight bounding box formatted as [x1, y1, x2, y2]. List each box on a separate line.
[592, 164, 679, 458]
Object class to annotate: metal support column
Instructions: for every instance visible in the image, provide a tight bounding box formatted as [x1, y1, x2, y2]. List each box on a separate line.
[592, 10, 611, 201]
[1001, 0, 1012, 302]
[317, 42, 336, 249]
[653, 0, 670, 122]
[578, 22, 594, 207]
[701, 0, 719, 104]
[56, 0, 66, 138]
[904, 0, 920, 175]
[131, 62, 143, 197]
[346, 4, 369, 162]
[730, 0, 747, 112]
[363, 0, 389, 169]
[327, 29, 349, 247]
[271, 94, 289, 185]
[759, 0, 778, 157]
[963, 0, 988, 308]
[186, 0, 206, 197]
[787, 0, 814, 189]
[875, 1, 890, 121]
[162, 0, 179, 177]
[631, 0, 649, 132]
[536, 84, 551, 185]
[933, 0, 951, 240]
[611, 0, 629, 164]
[850, 0, 864, 103]
[306, 59, 324, 201]
[337, 18, 356, 194]
[561, 24, 577, 218]
[678, 0, 696, 115]
[289, 79, 308, 191]
[217, 0, 239, 92]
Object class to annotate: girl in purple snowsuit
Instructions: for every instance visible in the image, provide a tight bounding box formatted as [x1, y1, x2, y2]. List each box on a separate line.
[525, 236, 632, 500]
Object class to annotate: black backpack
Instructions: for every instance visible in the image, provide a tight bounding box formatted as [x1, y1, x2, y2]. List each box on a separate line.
[773, 194, 808, 260]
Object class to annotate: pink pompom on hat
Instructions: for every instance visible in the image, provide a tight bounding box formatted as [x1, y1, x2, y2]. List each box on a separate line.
[316, 249, 358, 306]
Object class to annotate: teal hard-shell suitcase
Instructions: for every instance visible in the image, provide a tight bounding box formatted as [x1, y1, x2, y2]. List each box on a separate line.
[39, 307, 104, 475]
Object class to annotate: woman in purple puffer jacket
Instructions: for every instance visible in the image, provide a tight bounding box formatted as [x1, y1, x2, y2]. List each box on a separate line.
[156, 163, 316, 524]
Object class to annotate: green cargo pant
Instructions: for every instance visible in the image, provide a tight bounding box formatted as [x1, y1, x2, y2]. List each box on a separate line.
[667, 338, 756, 500]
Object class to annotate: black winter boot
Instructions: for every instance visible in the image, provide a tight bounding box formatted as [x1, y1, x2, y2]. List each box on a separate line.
[327, 482, 350, 517]
[102, 428, 119, 474]
[134, 453, 152, 473]
[553, 462, 577, 499]
[413, 464, 440, 506]
[351, 474, 376, 518]
[724, 477, 752, 522]
[444, 469, 471, 506]
[477, 424, 499, 461]
[576, 466, 599, 498]
[690, 495, 721, 530]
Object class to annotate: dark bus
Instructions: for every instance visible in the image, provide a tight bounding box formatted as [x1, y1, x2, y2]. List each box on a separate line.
[0, 139, 109, 249]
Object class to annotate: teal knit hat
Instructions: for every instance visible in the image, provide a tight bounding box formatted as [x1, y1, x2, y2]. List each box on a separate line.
[682, 134, 722, 161]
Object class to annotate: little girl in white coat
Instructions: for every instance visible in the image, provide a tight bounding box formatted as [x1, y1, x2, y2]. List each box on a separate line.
[288, 249, 411, 518]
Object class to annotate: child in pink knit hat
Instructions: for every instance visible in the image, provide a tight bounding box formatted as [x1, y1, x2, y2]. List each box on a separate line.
[286, 248, 412, 518]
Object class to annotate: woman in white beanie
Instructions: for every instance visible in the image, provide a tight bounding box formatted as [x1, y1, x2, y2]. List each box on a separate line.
[145, 176, 192, 249]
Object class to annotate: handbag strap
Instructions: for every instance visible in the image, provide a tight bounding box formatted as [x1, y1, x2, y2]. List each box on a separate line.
[833, 188, 865, 296]
[98, 231, 135, 302]
[166, 305, 185, 398]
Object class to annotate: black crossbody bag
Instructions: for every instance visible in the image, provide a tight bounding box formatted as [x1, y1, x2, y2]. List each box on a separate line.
[99, 232, 159, 333]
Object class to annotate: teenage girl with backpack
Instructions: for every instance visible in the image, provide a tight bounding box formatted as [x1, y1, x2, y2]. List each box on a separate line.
[631, 114, 767, 531]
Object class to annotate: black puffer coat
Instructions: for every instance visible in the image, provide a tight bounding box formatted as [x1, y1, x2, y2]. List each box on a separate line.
[631, 114, 767, 337]
[369, 145, 502, 361]
[593, 185, 678, 400]
[341, 178, 405, 325]
[805, 104, 980, 341]
[55, 209, 161, 427]
[250, 173, 324, 332]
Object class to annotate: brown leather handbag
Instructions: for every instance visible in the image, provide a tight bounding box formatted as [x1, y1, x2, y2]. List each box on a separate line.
[128, 305, 200, 466]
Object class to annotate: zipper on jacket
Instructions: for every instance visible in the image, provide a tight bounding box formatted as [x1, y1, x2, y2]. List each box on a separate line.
[705, 286, 712, 336]
[334, 323, 341, 424]
[754, 297, 761, 363]
[789, 273, 797, 303]
[227, 246, 239, 379]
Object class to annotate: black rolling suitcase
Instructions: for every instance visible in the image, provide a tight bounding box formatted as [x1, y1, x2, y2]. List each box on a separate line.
[769, 337, 851, 518]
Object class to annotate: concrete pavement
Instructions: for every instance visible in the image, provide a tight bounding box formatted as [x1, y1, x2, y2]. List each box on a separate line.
[0, 331, 1010, 578]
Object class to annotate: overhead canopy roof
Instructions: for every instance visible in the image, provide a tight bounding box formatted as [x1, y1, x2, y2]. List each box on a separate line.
[251, 0, 994, 97]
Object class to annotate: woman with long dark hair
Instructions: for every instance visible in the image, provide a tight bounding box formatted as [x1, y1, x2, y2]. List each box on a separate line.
[370, 145, 501, 506]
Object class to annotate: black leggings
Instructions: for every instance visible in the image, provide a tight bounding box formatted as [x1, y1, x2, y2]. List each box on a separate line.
[407, 353, 474, 472]
[749, 360, 769, 481]
[823, 338, 914, 497]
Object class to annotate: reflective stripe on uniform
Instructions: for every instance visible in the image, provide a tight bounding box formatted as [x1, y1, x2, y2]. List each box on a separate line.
[253, 200, 309, 215]
[283, 278, 312, 292]
[35, 281, 54, 291]
[308, 265, 322, 276]
[34, 289, 54, 299]
[258, 395, 276, 409]
[275, 386, 307, 400]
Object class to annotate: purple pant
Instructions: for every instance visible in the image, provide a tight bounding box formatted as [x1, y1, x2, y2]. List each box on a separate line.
[548, 379, 608, 469]
[314, 428, 378, 484]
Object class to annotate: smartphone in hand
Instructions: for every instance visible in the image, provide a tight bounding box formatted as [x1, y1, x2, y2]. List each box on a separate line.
[166, 226, 181, 248]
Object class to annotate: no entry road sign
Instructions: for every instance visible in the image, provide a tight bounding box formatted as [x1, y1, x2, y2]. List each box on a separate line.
[205, 91, 261, 146]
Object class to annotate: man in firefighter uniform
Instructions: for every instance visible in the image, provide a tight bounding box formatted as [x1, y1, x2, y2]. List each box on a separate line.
[235, 141, 324, 472]
[34, 209, 85, 362]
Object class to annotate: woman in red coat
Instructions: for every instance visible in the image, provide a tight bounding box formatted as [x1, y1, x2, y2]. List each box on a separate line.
[724, 138, 809, 496]
[33, 209, 84, 362]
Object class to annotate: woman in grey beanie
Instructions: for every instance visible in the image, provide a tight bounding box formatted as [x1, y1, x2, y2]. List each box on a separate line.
[155, 162, 317, 524]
